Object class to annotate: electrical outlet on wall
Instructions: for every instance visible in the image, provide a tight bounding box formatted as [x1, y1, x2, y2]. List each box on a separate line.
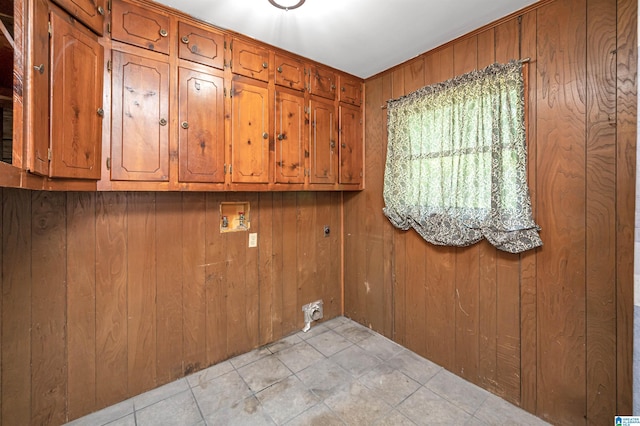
[248, 233, 258, 247]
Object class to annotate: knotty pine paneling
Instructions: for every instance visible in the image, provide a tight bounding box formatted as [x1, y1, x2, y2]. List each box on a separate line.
[0, 189, 343, 423]
[346, 0, 636, 425]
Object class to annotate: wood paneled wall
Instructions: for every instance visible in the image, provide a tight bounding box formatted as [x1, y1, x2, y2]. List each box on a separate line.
[344, 0, 636, 425]
[0, 189, 342, 423]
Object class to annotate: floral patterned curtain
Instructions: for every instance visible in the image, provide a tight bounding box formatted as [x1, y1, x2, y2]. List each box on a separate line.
[383, 60, 542, 253]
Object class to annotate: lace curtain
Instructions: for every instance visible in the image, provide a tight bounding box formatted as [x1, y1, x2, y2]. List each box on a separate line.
[383, 60, 542, 254]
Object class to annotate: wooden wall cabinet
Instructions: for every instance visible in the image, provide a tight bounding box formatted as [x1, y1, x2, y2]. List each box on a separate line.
[51, 0, 106, 35]
[309, 97, 336, 184]
[6, 0, 362, 191]
[231, 37, 270, 82]
[339, 75, 362, 106]
[274, 88, 305, 184]
[110, 49, 170, 181]
[178, 21, 225, 70]
[274, 53, 305, 91]
[29, 0, 104, 180]
[111, 0, 170, 54]
[178, 65, 225, 183]
[338, 103, 362, 184]
[308, 64, 336, 100]
[230, 78, 270, 183]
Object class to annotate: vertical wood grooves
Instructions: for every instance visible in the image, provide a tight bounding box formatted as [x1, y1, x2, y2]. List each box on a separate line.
[615, 0, 636, 415]
[347, 0, 635, 425]
[0, 191, 343, 422]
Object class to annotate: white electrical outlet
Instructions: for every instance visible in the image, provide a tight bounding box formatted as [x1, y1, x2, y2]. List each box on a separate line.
[248, 233, 258, 247]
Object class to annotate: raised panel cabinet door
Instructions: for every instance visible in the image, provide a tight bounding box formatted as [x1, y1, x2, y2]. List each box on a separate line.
[49, 8, 104, 179]
[274, 53, 304, 91]
[178, 66, 225, 183]
[231, 80, 269, 183]
[111, 50, 170, 181]
[339, 75, 362, 106]
[338, 103, 362, 185]
[309, 65, 336, 100]
[309, 97, 336, 184]
[231, 38, 269, 82]
[274, 90, 305, 184]
[112, 0, 170, 54]
[178, 21, 225, 69]
[52, 0, 106, 35]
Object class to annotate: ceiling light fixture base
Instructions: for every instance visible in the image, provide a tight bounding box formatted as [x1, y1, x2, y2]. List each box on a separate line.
[268, 0, 305, 11]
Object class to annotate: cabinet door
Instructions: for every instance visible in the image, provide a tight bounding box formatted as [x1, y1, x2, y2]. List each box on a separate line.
[112, 0, 170, 54]
[178, 66, 225, 183]
[231, 38, 270, 82]
[231, 80, 269, 183]
[274, 53, 304, 91]
[178, 21, 225, 70]
[274, 89, 305, 184]
[309, 97, 336, 184]
[339, 75, 362, 106]
[49, 8, 104, 179]
[52, 0, 106, 35]
[111, 50, 170, 181]
[309, 65, 336, 100]
[339, 103, 362, 185]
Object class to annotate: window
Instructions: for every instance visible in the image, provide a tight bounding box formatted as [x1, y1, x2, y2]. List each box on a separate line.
[383, 60, 541, 253]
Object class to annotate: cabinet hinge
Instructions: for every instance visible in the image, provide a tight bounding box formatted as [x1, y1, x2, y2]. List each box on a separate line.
[47, 148, 52, 161]
[224, 40, 227, 50]
[229, 59, 233, 69]
[108, 0, 112, 12]
[224, 164, 226, 174]
[107, 60, 112, 72]
[48, 21, 52, 36]
[107, 23, 111, 34]
[229, 165, 232, 174]
[229, 88, 233, 98]
[230, 41, 233, 50]
[305, 169, 310, 177]
[106, 157, 111, 170]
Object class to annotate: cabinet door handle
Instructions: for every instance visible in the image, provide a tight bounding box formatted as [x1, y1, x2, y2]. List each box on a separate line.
[262, 62, 268, 69]
[97, 107, 104, 117]
[97, 5, 105, 15]
[181, 121, 189, 129]
[277, 66, 283, 73]
[181, 36, 189, 44]
[341, 143, 346, 148]
[330, 141, 335, 148]
[159, 29, 168, 37]
[159, 118, 168, 126]
[262, 132, 268, 139]
[34, 64, 45, 74]
[277, 134, 284, 141]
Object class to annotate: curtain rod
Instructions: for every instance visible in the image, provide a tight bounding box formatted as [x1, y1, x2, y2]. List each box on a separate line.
[380, 58, 532, 109]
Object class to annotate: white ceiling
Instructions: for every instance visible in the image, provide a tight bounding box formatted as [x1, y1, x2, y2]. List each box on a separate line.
[153, 0, 539, 79]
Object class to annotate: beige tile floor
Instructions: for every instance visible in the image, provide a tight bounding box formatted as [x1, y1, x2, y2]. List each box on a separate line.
[65, 317, 550, 426]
